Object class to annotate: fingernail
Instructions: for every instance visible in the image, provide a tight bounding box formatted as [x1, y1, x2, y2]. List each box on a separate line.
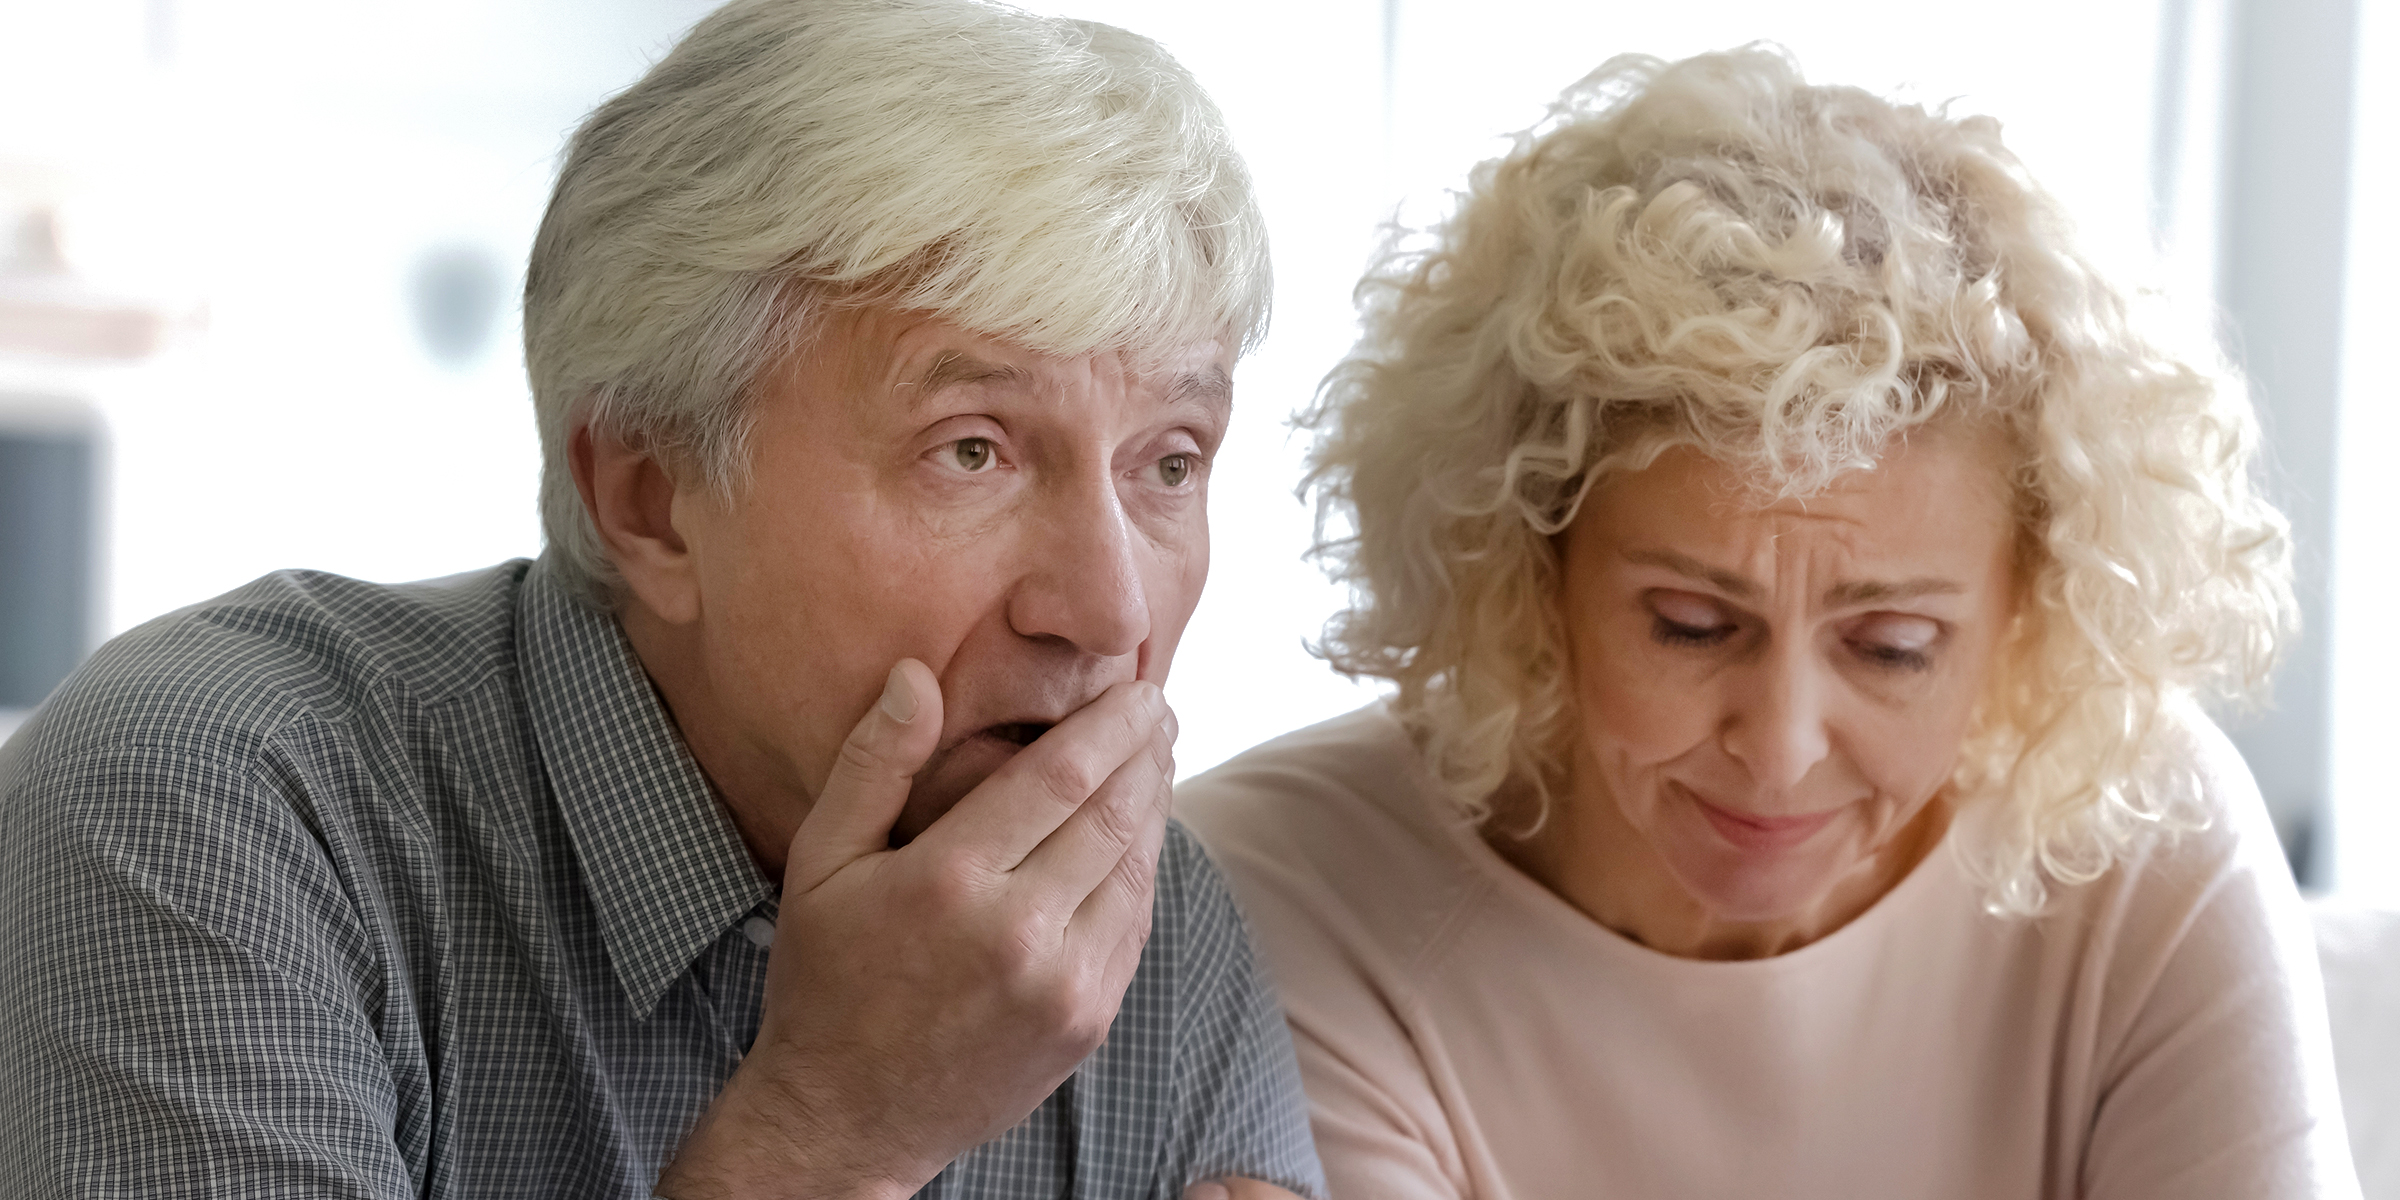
[1163, 707, 1180, 745]
[879, 664, 917, 724]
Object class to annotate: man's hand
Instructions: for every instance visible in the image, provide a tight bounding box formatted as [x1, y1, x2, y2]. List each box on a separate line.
[659, 660, 1176, 1200]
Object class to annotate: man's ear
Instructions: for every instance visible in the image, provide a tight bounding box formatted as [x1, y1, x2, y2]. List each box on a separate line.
[569, 423, 703, 625]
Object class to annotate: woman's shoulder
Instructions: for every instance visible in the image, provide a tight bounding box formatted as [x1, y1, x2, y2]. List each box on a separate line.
[2011, 695, 2298, 968]
[1179, 702, 1488, 972]
[2116, 694, 2292, 889]
[2025, 703, 2354, 1194]
[1179, 700, 1454, 868]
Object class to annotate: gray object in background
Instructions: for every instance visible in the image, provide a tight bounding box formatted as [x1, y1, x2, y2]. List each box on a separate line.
[409, 243, 507, 369]
[2213, 0, 2360, 886]
[0, 395, 98, 711]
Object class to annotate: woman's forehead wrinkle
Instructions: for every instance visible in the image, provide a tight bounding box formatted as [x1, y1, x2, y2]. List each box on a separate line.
[1626, 510, 1978, 609]
[1768, 505, 1986, 599]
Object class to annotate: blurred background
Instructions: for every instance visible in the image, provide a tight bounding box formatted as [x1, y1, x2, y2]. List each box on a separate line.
[0, 0, 2390, 903]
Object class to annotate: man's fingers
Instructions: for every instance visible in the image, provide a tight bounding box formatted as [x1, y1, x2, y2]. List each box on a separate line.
[1016, 716, 1173, 918]
[787, 659, 943, 893]
[1091, 833, 1162, 1007]
[1068, 735, 1170, 977]
[923, 680, 1166, 870]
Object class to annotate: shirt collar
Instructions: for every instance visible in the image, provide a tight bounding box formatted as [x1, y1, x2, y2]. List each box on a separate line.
[518, 553, 773, 1019]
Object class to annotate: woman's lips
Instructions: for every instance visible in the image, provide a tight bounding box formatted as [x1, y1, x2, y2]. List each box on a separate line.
[1685, 788, 1840, 852]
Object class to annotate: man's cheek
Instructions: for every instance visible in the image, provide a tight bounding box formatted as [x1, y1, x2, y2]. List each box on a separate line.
[1135, 544, 1209, 685]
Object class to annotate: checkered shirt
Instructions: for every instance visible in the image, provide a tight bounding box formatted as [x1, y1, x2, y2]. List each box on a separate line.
[0, 556, 1324, 1199]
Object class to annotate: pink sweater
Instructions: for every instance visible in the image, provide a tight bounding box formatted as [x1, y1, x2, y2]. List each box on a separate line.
[1180, 702, 2359, 1199]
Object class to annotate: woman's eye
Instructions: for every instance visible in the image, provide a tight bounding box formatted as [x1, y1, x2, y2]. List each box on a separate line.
[1844, 614, 1942, 672]
[1156, 454, 1193, 487]
[1848, 640, 1933, 671]
[1651, 614, 1736, 648]
[949, 438, 995, 473]
[1647, 592, 1735, 648]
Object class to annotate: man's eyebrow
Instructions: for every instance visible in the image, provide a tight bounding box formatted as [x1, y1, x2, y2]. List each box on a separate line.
[1165, 365, 1233, 412]
[902, 352, 1034, 406]
[1620, 548, 1964, 607]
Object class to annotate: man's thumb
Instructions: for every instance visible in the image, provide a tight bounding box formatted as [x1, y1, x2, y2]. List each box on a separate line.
[787, 659, 941, 892]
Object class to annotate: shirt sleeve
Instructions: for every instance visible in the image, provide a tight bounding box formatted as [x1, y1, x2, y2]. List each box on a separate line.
[0, 731, 417, 1200]
[2078, 714, 2363, 1200]
[1148, 822, 1329, 1200]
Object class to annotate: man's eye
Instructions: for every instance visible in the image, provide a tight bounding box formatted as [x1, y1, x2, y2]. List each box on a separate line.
[1156, 454, 1193, 487]
[950, 438, 995, 473]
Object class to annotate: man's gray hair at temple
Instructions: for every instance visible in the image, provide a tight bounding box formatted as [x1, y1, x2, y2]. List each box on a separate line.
[525, 0, 1272, 606]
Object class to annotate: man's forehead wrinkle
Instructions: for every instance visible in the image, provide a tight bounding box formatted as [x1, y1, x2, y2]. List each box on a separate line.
[1165, 364, 1234, 417]
[886, 343, 1230, 421]
[899, 350, 1035, 408]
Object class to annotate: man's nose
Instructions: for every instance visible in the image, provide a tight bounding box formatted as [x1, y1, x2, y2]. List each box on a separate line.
[1006, 475, 1150, 659]
[1718, 640, 1832, 798]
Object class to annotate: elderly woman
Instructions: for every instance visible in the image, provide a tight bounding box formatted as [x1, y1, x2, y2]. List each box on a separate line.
[1179, 48, 2359, 1199]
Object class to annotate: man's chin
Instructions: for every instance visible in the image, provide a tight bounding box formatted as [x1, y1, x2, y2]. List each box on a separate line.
[889, 732, 1024, 844]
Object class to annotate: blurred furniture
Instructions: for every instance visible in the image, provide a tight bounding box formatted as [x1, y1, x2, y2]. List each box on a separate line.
[0, 209, 169, 362]
[0, 394, 96, 715]
[2319, 898, 2400, 1197]
[0, 205, 175, 735]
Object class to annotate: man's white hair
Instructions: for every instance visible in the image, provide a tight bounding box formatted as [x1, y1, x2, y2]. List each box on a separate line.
[525, 0, 1270, 605]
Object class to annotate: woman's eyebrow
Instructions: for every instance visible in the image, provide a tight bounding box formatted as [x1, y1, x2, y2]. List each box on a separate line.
[1621, 549, 1762, 600]
[1824, 578, 1966, 607]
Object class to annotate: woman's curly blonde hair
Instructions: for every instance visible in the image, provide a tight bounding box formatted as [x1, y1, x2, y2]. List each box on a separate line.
[1302, 46, 2294, 914]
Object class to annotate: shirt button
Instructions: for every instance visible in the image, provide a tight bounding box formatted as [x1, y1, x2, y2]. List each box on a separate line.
[741, 915, 776, 949]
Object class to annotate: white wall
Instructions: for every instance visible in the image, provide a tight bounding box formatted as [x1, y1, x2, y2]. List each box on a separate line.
[1379, 1, 2169, 283]
[2329, 0, 2400, 903]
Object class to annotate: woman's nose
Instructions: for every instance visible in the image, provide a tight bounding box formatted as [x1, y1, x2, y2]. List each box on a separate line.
[1718, 643, 1833, 796]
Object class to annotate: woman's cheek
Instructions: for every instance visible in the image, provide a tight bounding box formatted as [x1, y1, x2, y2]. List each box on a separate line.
[1854, 714, 1964, 810]
[1582, 649, 1706, 766]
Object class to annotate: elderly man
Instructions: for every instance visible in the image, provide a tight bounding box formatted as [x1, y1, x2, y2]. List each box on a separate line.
[0, 2, 1323, 1197]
